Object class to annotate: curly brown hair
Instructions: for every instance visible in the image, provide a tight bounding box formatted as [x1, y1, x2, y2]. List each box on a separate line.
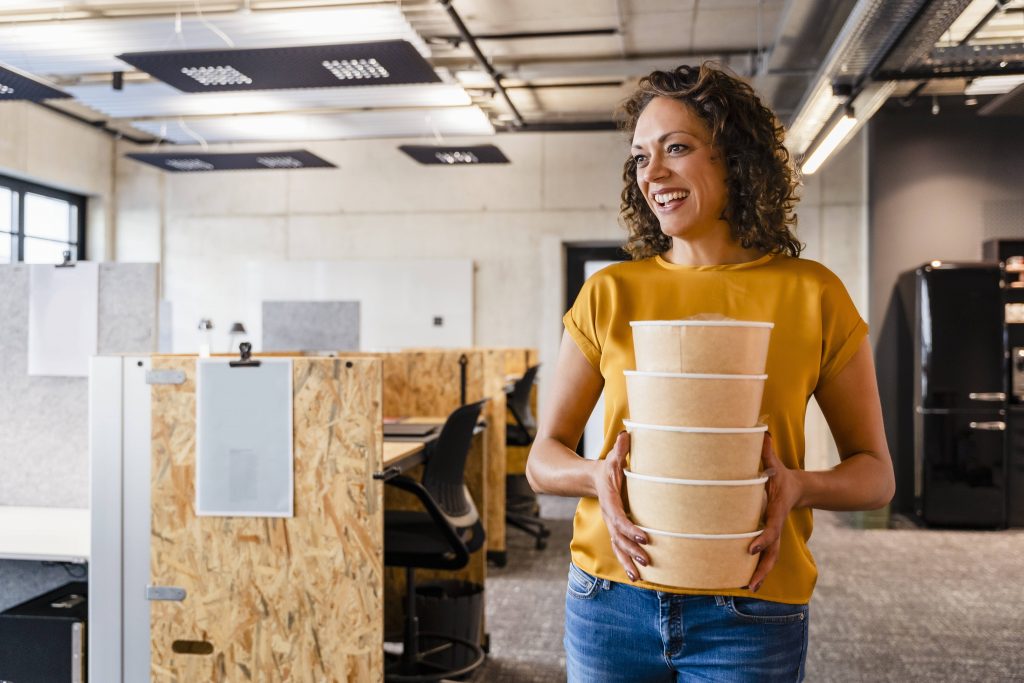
[617, 63, 802, 260]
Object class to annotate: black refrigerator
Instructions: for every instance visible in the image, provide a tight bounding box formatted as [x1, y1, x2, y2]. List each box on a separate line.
[906, 262, 1007, 528]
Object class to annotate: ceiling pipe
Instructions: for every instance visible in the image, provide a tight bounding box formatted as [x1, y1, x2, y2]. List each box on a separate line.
[437, 0, 525, 129]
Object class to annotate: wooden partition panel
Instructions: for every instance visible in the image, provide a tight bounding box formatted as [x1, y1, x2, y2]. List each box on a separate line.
[150, 356, 383, 682]
[379, 350, 491, 636]
[501, 348, 540, 474]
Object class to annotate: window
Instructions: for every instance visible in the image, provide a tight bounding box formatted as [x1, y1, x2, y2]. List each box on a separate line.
[0, 174, 86, 264]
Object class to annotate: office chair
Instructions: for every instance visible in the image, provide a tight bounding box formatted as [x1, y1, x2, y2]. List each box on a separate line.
[505, 365, 551, 551]
[384, 400, 487, 682]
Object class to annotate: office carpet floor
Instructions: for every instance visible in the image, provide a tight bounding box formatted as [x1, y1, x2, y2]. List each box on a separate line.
[469, 496, 1024, 682]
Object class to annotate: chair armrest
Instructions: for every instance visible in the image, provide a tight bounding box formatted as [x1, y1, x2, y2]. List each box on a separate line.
[385, 475, 469, 561]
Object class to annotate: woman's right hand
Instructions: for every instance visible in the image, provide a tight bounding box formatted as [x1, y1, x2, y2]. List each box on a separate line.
[593, 430, 649, 581]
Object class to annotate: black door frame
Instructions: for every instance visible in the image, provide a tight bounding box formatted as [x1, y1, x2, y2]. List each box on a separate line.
[564, 241, 630, 455]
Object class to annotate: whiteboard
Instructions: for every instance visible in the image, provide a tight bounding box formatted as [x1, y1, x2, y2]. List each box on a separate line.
[243, 260, 473, 351]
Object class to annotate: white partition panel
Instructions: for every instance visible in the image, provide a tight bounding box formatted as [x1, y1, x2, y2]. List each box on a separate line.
[89, 356, 152, 683]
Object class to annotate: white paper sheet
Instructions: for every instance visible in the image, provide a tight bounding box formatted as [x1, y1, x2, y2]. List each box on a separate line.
[196, 358, 293, 517]
[27, 262, 100, 377]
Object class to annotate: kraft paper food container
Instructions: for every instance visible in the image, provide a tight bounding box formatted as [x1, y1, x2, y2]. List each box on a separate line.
[624, 371, 767, 428]
[624, 470, 769, 534]
[624, 420, 767, 480]
[630, 320, 774, 375]
[636, 527, 763, 590]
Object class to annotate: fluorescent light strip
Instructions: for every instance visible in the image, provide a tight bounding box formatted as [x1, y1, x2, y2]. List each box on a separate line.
[965, 74, 1024, 96]
[257, 156, 303, 169]
[180, 65, 253, 87]
[322, 58, 389, 81]
[435, 151, 479, 164]
[166, 158, 214, 171]
[801, 115, 857, 175]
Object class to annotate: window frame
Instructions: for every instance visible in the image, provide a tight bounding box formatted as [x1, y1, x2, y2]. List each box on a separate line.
[0, 173, 87, 263]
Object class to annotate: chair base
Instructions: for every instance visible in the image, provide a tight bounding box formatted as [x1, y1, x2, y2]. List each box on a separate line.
[384, 632, 485, 682]
[506, 512, 551, 550]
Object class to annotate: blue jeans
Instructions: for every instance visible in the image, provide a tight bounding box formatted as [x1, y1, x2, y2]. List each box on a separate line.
[564, 563, 808, 682]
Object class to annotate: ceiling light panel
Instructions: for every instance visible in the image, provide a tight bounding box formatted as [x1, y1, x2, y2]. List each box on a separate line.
[965, 74, 1024, 96]
[117, 40, 439, 92]
[399, 144, 510, 165]
[130, 106, 495, 144]
[125, 149, 336, 172]
[0, 6, 428, 76]
[64, 81, 472, 119]
[0, 63, 70, 100]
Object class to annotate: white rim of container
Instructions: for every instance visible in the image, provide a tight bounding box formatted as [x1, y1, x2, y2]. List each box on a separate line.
[623, 420, 767, 434]
[624, 470, 769, 486]
[630, 320, 774, 328]
[637, 526, 764, 540]
[624, 370, 768, 380]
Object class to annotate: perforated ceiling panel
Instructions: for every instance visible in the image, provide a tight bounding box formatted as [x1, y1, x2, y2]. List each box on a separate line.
[399, 144, 509, 165]
[0, 65, 69, 101]
[125, 149, 335, 172]
[117, 40, 440, 93]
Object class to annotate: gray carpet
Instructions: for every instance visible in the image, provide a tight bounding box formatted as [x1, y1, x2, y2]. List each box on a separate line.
[474, 496, 1024, 682]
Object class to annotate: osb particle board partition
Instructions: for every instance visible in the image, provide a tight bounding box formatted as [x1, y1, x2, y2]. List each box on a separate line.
[499, 348, 539, 474]
[150, 356, 383, 683]
[379, 349, 499, 637]
[380, 348, 507, 550]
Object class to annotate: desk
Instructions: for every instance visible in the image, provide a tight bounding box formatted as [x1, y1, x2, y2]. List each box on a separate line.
[382, 441, 427, 470]
[0, 506, 89, 563]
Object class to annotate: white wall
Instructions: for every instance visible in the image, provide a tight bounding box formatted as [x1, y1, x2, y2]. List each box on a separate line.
[798, 128, 869, 471]
[0, 101, 115, 259]
[115, 131, 626, 355]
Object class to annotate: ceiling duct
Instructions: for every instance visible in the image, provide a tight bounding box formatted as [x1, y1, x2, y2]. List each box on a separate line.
[788, 0, 979, 172]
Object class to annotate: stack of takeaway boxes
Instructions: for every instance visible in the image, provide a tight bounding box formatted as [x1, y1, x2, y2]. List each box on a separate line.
[624, 318, 773, 589]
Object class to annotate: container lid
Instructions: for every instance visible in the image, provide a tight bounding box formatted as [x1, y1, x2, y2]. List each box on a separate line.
[637, 526, 765, 540]
[630, 320, 774, 329]
[624, 370, 768, 380]
[623, 420, 767, 434]
[624, 470, 769, 486]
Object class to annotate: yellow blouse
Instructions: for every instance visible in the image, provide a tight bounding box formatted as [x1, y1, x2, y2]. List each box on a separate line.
[562, 252, 868, 604]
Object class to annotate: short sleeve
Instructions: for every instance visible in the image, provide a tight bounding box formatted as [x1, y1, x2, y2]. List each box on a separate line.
[817, 270, 869, 386]
[563, 277, 603, 373]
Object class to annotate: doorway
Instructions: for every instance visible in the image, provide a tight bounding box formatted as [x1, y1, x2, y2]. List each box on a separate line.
[564, 242, 629, 458]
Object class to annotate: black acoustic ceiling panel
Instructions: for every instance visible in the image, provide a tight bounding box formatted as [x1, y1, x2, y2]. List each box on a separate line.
[399, 144, 509, 165]
[125, 150, 335, 172]
[0, 64, 70, 101]
[117, 40, 440, 93]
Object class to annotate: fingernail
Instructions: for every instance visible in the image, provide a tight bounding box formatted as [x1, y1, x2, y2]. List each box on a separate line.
[750, 582, 762, 592]
[763, 468, 776, 477]
[626, 571, 636, 581]
[634, 535, 647, 545]
[634, 555, 647, 566]
[750, 545, 762, 554]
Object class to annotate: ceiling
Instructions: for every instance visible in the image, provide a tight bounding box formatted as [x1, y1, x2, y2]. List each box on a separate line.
[0, 0, 1021, 159]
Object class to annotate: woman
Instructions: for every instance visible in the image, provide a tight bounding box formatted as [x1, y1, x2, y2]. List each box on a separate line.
[525, 64, 894, 682]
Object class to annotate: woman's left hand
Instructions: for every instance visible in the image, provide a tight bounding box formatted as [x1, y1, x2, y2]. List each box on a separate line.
[746, 432, 803, 592]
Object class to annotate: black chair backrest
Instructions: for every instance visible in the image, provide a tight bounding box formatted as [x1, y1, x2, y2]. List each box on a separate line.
[508, 364, 540, 437]
[421, 399, 487, 532]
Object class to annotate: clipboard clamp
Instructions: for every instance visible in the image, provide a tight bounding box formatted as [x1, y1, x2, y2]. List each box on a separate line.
[55, 250, 75, 268]
[229, 342, 261, 367]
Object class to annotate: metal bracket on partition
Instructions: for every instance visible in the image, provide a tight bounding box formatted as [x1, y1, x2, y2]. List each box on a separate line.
[145, 369, 186, 385]
[229, 341, 261, 367]
[146, 585, 187, 601]
[55, 250, 75, 268]
[459, 353, 468, 406]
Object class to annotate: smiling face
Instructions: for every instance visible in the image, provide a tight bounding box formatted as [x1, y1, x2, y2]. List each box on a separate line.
[630, 96, 730, 243]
